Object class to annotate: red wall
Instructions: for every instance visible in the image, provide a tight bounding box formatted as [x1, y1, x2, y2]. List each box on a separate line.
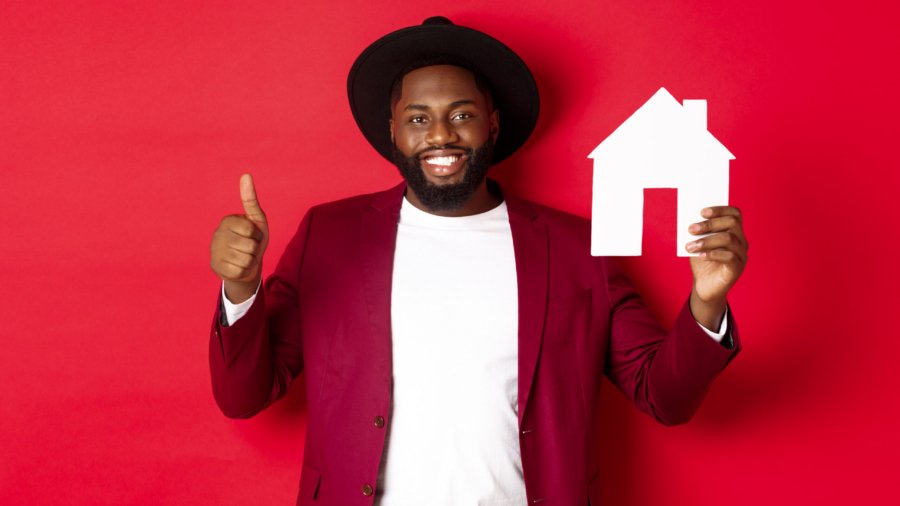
[3, 1, 898, 504]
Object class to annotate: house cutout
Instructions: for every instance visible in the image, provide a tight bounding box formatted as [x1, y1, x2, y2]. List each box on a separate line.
[590, 87, 734, 257]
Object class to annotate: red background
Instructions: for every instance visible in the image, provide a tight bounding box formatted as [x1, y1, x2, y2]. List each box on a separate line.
[2, 1, 899, 504]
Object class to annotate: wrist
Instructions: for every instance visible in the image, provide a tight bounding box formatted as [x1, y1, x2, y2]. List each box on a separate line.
[690, 288, 727, 331]
[224, 277, 260, 304]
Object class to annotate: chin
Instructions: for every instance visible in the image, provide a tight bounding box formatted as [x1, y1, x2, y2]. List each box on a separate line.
[424, 167, 468, 186]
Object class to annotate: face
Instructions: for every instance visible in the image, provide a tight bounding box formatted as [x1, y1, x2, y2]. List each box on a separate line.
[390, 65, 499, 212]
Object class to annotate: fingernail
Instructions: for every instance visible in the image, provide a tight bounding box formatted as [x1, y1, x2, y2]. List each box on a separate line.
[689, 224, 701, 233]
[686, 241, 700, 252]
[701, 208, 712, 217]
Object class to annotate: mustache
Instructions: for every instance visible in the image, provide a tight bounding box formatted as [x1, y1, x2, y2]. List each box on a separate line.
[414, 145, 471, 157]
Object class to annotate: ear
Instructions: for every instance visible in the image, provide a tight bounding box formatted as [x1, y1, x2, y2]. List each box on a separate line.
[389, 118, 394, 144]
[490, 109, 500, 143]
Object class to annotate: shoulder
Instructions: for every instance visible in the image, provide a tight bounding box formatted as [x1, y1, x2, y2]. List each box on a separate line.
[505, 193, 591, 238]
[311, 184, 402, 213]
[305, 183, 404, 223]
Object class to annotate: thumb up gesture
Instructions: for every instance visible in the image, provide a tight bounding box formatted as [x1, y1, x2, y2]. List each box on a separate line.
[210, 174, 270, 303]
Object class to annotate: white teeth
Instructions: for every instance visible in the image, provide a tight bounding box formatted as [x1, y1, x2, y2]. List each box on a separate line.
[425, 155, 460, 166]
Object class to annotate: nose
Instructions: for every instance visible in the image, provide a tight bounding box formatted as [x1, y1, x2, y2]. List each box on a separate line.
[425, 118, 459, 147]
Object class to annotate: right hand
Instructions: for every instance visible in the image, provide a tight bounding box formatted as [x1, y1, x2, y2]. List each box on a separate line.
[210, 173, 270, 303]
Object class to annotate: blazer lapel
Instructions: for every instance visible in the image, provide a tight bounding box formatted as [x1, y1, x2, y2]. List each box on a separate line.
[505, 194, 549, 426]
[360, 182, 406, 391]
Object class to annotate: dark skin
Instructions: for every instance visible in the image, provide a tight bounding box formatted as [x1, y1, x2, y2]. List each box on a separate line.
[211, 64, 748, 331]
[686, 206, 748, 330]
[211, 173, 268, 303]
[389, 65, 501, 217]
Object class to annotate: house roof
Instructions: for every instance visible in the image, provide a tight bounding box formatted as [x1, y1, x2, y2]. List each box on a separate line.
[589, 87, 734, 161]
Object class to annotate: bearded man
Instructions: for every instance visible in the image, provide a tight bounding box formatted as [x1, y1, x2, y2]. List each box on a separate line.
[208, 16, 747, 506]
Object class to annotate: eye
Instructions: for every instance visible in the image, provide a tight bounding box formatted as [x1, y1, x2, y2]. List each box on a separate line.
[409, 116, 427, 124]
[452, 112, 473, 121]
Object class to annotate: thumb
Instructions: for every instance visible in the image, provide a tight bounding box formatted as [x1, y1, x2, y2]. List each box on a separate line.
[239, 173, 267, 225]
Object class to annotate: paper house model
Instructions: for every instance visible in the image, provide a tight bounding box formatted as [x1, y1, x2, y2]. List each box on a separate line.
[590, 87, 734, 256]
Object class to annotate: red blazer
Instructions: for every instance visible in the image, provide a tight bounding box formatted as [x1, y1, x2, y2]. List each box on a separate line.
[209, 182, 740, 505]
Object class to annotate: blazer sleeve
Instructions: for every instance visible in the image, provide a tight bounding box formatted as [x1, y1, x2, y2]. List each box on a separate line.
[601, 257, 741, 426]
[208, 208, 314, 419]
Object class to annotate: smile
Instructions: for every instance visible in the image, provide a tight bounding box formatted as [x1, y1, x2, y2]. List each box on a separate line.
[421, 151, 469, 178]
[423, 155, 461, 166]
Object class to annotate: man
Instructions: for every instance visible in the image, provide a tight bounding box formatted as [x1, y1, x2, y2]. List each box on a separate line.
[208, 16, 746, 505]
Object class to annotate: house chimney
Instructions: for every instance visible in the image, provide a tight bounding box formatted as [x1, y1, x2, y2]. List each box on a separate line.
[682, 100, 707, 131]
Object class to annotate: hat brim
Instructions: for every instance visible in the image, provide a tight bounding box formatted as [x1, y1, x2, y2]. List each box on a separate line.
[347, 21, 539, 165]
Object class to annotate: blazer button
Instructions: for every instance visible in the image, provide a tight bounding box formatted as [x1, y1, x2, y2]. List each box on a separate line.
[361, 483, 374, 496]
[373, 415, 385, 428]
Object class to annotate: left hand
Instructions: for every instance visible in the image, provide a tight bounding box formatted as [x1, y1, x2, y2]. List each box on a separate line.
[685, 206, 748, 326]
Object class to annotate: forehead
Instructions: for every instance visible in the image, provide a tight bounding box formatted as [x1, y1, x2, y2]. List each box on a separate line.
[396, 65, 485, 105]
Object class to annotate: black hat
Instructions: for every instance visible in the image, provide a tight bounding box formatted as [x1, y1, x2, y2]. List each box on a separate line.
[347, 16, 540, 165]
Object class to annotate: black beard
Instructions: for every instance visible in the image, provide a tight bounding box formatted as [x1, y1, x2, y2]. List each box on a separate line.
[391, 139, 494, 212]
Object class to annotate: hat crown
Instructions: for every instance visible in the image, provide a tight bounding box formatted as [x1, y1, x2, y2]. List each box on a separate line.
[422, 16, 454, 26]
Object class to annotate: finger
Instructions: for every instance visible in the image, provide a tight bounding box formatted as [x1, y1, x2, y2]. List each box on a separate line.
[686, 232, 747, 263]
[701, 205, 742, 221]
[700, 248, 739, 263]
[240, 173, 267, 224]
[228, 235, 262, 255]
[225, 216, 264, 241]
[693, 212, 749, 251]
[223, 248, 257, 268]
[216, 260, 254, 281]
[689, 215, 743, 238]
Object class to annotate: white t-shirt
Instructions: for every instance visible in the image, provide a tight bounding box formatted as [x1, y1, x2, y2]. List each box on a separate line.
[376, 197, 524, 505]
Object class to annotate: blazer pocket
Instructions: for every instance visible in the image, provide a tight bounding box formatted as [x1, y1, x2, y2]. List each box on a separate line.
[298, 464, 321, 503]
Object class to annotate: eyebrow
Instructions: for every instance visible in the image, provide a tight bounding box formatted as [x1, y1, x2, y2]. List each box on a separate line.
[404, 99, 477, 112]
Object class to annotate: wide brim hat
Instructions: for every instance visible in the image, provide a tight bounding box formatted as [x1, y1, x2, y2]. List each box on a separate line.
[347, 16, 540, 165]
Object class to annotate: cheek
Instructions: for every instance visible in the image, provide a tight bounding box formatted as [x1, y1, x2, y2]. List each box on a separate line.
[394, 131, 421, 155]
[462, 124, 491, 144]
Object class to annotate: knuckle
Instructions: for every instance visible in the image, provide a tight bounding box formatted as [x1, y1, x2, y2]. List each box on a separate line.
[232, 265, 249, 279]
[231, 251, 250, 267]
[227, 216, 251, 236]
